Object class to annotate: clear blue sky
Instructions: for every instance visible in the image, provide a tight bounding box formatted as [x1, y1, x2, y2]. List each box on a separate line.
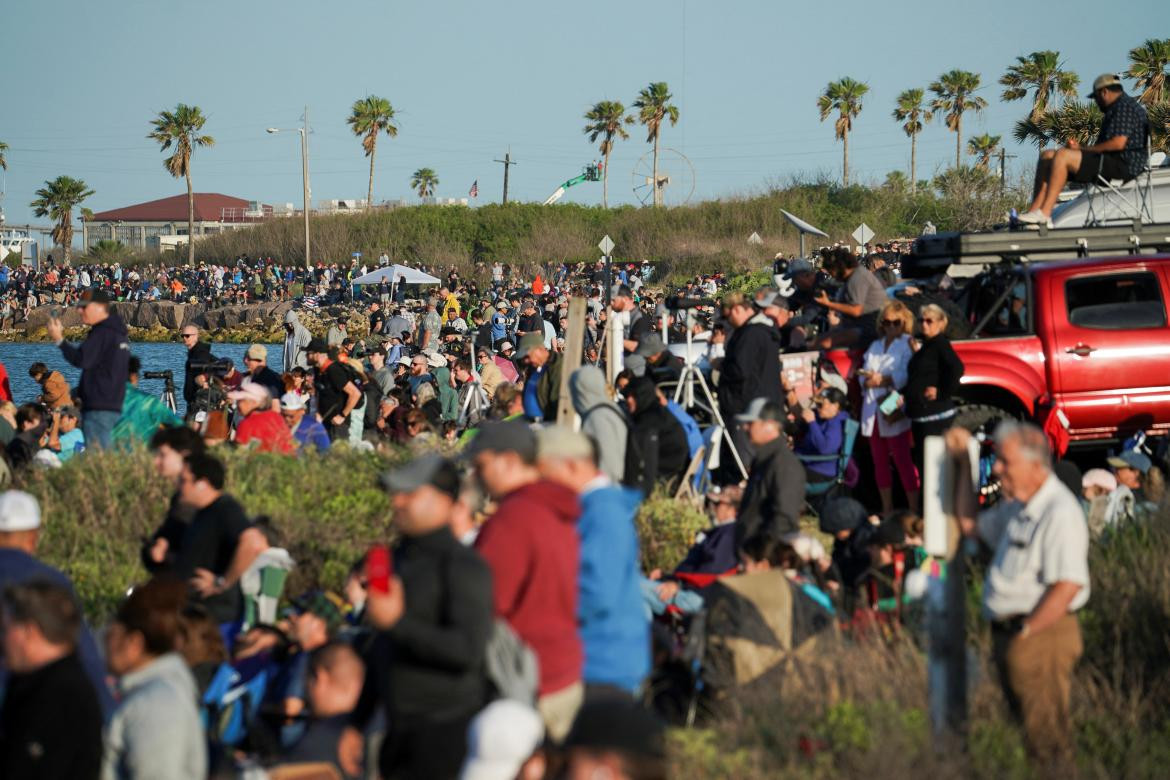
[1, 0, 1163, 230]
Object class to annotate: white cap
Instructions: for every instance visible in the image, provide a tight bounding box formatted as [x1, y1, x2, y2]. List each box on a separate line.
[0, 490, 42, 532]
[227, 380, 270, 406]
[280, 392, 307, 412]
[459, 699, 544, 780]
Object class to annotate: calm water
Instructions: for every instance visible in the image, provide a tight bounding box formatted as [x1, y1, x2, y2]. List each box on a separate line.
[0, 342, 284, 416]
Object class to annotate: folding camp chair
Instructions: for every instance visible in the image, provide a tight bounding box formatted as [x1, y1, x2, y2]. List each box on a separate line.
[1083, 138, 1156, 226]
[674, 424, 722, 506]
[797, 418, 860, 513]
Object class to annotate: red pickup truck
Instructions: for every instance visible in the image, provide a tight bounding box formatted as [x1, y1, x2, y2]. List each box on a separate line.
[831, 253, 1170, 446]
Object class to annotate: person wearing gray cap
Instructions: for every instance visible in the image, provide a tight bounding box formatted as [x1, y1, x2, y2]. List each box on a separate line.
[734, 398, 805, 547]
[342, 453, 494, 779]
[1018, 73, 1149, 227]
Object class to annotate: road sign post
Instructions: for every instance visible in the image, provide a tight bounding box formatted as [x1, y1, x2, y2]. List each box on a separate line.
[599, 234, 615, 305]
[852, 222, 875, 247]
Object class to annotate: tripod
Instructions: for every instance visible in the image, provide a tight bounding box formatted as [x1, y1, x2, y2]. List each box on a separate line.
[670, 322, 748, 480]
[459, 340, 491, 427]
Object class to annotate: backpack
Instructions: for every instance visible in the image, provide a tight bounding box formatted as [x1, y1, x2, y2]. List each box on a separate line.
[484, 619, 540, 704]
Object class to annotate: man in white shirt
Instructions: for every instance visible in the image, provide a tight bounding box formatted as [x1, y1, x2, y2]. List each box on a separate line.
[947, 422, 1088, 770]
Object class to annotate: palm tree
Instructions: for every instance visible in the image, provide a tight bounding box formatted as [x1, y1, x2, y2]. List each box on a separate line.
[999, 51, 1079, 123]
[583, 100, 628, 208]
[892, 88, 932, 192]
[0, 140, 8, 171]
[1013, 101, 1103, 149]
[30, 176, 94, 263]
[347, 95, 398, 210]
[411, 168, 439, 199]
[930, 70, 989, 168]
[817, 78, 868, 187]
[966, 133, 1002, 170]
[148, 104, 215, 265]
[628, 82, 679, 207]
[1127, 38, 1170, 105]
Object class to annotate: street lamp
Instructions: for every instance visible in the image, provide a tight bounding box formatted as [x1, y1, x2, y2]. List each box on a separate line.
[267, 105, 312, 270]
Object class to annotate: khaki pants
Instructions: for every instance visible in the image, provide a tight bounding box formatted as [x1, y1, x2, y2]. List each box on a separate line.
[538, 680, 584, 743]
[992, 613, 1083, 769]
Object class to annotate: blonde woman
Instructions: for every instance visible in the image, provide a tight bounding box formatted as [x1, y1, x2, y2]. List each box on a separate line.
[859, 300, 919, 512]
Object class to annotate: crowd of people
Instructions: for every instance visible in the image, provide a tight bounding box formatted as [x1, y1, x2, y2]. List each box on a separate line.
[0, 238, 1159, 778]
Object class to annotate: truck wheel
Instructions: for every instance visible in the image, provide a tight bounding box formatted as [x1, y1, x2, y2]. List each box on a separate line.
[954, 404, 1016, 436]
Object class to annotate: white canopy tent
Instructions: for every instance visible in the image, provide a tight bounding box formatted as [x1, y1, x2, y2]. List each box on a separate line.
[351, 264, 441, 300]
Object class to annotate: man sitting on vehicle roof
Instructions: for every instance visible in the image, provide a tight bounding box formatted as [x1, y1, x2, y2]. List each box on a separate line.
[1018, 74, 1149, 228]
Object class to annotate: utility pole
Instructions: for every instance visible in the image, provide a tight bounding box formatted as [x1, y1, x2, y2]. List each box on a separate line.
[302, 105, 312, 269]
[997, 147, 1017, 196]
[494, 151, 517, 204]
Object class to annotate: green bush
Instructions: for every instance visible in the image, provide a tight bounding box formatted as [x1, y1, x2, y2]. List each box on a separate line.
[16, 446, 398, 619]
[634, 489, 710, 574]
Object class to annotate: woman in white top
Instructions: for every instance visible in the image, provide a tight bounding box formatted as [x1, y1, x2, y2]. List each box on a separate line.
[859, 300, 920, 513]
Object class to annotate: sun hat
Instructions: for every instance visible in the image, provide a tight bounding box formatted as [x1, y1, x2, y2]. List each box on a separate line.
[227, 381, 270, 406]
[245, 344, 267, 361]
[459, 699, 545, 780]
[280, 392, 307, 412]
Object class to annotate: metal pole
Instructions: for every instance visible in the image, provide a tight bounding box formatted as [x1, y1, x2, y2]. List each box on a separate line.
[302, 106, 312, 270]
[502, 152, 511, 204]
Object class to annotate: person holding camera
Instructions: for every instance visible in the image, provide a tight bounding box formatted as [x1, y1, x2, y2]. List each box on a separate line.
[179, 325, 216, 412]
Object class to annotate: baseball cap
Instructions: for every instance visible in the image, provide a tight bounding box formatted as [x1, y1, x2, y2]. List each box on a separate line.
[735, 397, 785, 423]
[1082, 468, 1117, 492]
[77, 288, 111, 305]
[1088, 73, 1123, 97]
[755, 291, 790, 310]
[512, 333, 544, 360]
[379, 453, 461, 500]
[460, 699, 545, 780]
[536, 427, 595, 461]
[280, 392, 307, 412]
[1107, 450, 1152, 474]
[635, 333, 666, 358]
[819, 371, 849, 396]
[306, 337, 329, 354]
[227, 381, 270, 406]
[464, 420, 537, 462]
[0, 490, 41, 532]
[783, 258, 815, 279]
[245, 344, 267, 361]
[289, 590, 346, 634]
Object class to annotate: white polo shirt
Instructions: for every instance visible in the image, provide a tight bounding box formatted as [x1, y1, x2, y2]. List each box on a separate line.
[979, 473, 1091, 620]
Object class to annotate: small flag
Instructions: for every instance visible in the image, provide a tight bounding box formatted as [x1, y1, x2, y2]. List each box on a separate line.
[469, 180, 478, 198]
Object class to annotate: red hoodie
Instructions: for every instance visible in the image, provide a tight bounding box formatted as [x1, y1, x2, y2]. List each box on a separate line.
[475, 479, 582, 696]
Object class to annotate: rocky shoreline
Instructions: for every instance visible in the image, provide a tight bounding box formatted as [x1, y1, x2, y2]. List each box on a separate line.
[3, 301, 371, 344]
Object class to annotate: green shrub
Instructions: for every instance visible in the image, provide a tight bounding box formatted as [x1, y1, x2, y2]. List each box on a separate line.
[15, 446, 398, 619]
[635, 489, 710, 574]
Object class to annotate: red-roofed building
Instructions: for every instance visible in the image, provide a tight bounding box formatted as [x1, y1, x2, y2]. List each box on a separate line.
[83, 193, 273, 250]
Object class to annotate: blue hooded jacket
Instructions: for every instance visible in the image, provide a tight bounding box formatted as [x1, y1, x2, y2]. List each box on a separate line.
[577, 483, 650, 693]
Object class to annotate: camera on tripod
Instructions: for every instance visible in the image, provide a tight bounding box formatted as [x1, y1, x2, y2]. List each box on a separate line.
[189, 359, 234, 378]
[141, 370, 173, 381]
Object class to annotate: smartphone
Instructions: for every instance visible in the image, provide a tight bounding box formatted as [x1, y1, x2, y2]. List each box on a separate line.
[880, 390, 903, 416]
[366, 545, 393, 594]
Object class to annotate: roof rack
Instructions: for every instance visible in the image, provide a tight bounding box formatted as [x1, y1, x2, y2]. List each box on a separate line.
[903, 220, 1170, 278]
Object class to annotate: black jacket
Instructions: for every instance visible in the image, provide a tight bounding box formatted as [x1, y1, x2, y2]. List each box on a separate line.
[718, 321, 783, 417]
[623, 378, 689, 496]
[183, 341, 217, 405]
[59, 311, 130, 412]
[904, 335, 964, 419]
[0, 653, 102, 780]
[352, 526, 493, 724]
[736, 436, 806, 548]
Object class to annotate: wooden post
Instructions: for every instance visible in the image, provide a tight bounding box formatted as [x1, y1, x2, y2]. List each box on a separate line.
[555, 297, 587, 428]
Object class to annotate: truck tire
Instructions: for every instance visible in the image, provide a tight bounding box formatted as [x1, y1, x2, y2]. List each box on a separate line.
[953, 403, 1016, 436]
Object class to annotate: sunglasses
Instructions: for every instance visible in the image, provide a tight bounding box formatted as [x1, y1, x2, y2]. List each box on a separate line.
[881, 319, 901, 327]
[180, 333, 197, 339]
[918, 317, 936, 324]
